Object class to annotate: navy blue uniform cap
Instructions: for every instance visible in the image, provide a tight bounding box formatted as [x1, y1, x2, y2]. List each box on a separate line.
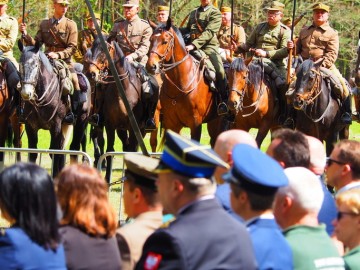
[223, 144, 288, 194]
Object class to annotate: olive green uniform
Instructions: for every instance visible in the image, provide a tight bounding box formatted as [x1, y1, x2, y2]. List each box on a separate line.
[0, 14, 18, 68]
[246, 21, 290, 77]
[218, 24, 246, 58]
[23, 17, 80, 90]
[108, 15, 152, 66]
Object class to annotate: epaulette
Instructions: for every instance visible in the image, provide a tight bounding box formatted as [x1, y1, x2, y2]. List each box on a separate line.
[280, 23, 290, 30]
[140, 19, 149, 25]
[160, 216, 176, 228]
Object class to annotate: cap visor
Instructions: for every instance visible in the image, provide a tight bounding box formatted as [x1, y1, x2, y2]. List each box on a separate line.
[153, 161, 173, 174]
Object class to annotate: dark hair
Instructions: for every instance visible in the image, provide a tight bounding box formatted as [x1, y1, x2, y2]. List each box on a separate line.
[271, 129, 310, 168]
[55, 164, 117, 238]
[0, 162, 60, 250]
[126, 176, 159, 207]
[336, 140, 360, 179]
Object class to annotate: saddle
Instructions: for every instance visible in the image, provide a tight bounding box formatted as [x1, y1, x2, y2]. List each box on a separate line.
[52, 59, 73, 96]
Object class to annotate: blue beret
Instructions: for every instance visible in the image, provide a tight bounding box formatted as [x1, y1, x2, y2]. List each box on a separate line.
[155, 130, 229, 178]
[223, 144, 288, 194]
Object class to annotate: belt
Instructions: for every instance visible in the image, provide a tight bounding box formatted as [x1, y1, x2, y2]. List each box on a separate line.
[46, 46, 66, 52]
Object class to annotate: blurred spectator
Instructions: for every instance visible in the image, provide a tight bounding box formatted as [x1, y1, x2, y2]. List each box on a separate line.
[326, 140, 360, 195]
[334, 189, 360, 269]
[117, 153, 163, 270]
[274, 167, 345, 269]
[136, 130, 257, 269]
[55, 164, 122, 270]
[213, 129, 257, 221]
[223, 144, 293, 269]
[0, 163, 66, 269]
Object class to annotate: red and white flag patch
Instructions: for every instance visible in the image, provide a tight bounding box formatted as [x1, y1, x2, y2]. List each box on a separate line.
[144, 252, 162, 270]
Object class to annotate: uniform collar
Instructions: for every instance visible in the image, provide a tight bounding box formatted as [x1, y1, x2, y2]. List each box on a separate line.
[52, 16, 64, 24]
[128, 14, 139, 23]
[199, 4, 212, 11]
[310, 21, 331, 31]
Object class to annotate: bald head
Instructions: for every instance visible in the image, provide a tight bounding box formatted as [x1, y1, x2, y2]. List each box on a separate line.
[213, 130, 257, 183]
[306, 136, 326, 176]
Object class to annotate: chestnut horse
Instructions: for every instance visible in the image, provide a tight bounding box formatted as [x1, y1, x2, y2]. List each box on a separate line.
[227, 58, 278, 147]
[147, 20, 225, 146]
[292, 59, 349, 155]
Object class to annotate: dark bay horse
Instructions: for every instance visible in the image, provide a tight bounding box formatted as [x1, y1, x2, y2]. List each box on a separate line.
[227, 58, 278, 147]
[147, 20, 225, 147]
[292, 59, 349, 155]
[19, 42, 73, 176]
[84, 38, 145, 181]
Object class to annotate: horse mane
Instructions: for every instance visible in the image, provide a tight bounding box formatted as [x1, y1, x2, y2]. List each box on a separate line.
[230, 58, 248, 72]
[154, 23, 186, 48]
[297, 59, 314, 79]
[248, 61, 263, 92]
[20, 46, 53, 73]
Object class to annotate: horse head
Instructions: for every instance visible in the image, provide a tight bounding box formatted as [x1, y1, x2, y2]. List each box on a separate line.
[293, 58, 323, 110]
[19, 41, 44, 101]
[227, 57, 250, 112]
[83, 37, 116, 82]
[147, 19, 183, 74]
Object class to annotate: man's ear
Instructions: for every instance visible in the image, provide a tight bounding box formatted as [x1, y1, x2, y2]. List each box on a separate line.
[133, 187, 142, 203]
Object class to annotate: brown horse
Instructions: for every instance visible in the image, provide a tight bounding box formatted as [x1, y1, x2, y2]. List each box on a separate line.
[146, 19, 224, 146]
[292, 59, 349, 155]
[227, 57, 278, 147]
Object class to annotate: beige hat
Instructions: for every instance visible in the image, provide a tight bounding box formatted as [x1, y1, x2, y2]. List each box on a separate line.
[312, 3, 330, 12]
[53, 0, 70, 5]
[0, 0, 8, 5]
[158, 5, 169, 12]
[86, 12, 101, 21]
[220, 6, 231, 13]
[123, 0, 139, 7]
[266, 1, 285, 12]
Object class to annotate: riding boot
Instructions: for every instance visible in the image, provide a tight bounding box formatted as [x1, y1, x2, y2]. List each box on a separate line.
[63, 90, 86, 125]
[282, 105, 296, 129]
[14, 90, 25, 123]
[340, 95, 352, 125]
[216, 78, 229, 116]
[145, 100, 156, 132]
[89, 84, 104, 126]
[204, 68, 217, 91]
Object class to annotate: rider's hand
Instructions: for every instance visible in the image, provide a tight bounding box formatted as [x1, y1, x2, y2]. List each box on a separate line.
[185, 44, 195, 52]
[47, 52, 59, 59]
[20, 23, 27, 35]
[125, 55, 134, 63]
[254, 49, 267, 58]
[287, 40, 294, 50]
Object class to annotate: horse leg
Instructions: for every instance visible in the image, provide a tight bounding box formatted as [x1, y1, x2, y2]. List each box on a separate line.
[26, 126, 39, 163]
[207, 117, 229, 148]
[325, 132, 339, 156]
[339, 125, 350, 140]
[50, 126, 65, 177]
[69, 115, 88, 163]
[105, 126, 116, 183]
[10, 113, 23, 161]
[190, 125, 202, 142]
[0, 116, 9, 169]
[150, 105, 161, 152]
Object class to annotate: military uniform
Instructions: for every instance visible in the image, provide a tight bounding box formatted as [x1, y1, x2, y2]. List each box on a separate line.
[218, 24, 246, 58]
[180, 4, 228, 114]
[108, 16, 152, 66]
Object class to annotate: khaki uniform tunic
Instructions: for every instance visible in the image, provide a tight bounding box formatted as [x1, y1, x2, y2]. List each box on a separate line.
[296, 22, 338, 69]
[218, 24, 246, 49]
[246, 22, 290, 74]
[23, 17, 78, 64]
[0, 15, 18, 68]
[109, 15, 152, 66]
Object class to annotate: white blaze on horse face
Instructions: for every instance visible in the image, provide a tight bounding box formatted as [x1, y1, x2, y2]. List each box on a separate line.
[20, 57, 37, 100]
[21, 83, 35, 100]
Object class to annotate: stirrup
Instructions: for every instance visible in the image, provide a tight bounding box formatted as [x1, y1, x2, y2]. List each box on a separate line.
[63, 112, 75, 125]
[217, 102, 229, 116]
[88, 114, 100, 127]
[145, 118, 156, 132]
[282, 117, 295, 129]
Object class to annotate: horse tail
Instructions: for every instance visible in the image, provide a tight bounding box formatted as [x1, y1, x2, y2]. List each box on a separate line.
[62, 124, 74, 150]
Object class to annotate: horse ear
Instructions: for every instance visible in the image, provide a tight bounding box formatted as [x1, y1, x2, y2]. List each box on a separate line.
[18, 39, 24, 52]
[34, 41, 42, 52]
[166, 17, 171, 30]
[148, 18, 157, 30]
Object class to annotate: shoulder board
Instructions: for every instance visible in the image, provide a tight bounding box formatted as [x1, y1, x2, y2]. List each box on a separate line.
[66, 18, 75, 23]
[114, 18, 125, 23]
[140, 19, 149, 25]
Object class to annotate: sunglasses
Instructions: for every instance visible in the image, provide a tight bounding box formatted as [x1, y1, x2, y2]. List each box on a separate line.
[326, 158, 346, 167]
[337, 211, 359, 220]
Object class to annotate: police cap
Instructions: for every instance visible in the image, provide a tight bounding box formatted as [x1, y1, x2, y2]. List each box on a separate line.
[266, 1, 285, 12]
[155, 130, 229, 178]
[158, 5, 169, 12]
[312, 3, 330, 12]
[123, 153, 159, 191]
[223, 144, 288, 195]
[123, 0, 139, 7]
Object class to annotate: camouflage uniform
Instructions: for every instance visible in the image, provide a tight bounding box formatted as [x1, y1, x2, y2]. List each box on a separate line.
[218, 23, 246, 59]
[0, 13, 20, 106]
[180, 4, 228, 113]
[23, 17, 85, 123]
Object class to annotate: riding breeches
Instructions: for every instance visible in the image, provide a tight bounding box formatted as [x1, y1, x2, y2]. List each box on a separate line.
[68, 64, 81, 92]
[328, 65, 350, 99]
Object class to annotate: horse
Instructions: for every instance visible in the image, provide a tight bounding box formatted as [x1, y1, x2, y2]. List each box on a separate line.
[146, 19, 225, 147]
[18, 41, 73, 176]
[227, 57, 278, 147]
[84, 38, 146, 181]
[291, 59, 349, 155]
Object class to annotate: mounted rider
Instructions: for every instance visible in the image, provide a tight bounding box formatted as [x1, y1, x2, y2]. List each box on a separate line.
[20, 0, 86, 125]
[217, 6, 246, 62]
[286, 2, 352, 126]
[234, 1, 290, 125]
[180, 0, 229, 116]
[0, 0, 21, 115]
[89, 0, 156, 131]
[157, 5, 169, 24]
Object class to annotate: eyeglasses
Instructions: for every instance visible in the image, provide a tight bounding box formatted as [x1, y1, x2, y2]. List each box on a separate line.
[337, 211, 359, 220]
[326, 157, 346, 167]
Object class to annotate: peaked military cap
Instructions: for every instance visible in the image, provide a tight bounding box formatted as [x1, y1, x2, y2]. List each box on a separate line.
[155, 130, 229, 178]
[158, 5, 169, 11]
[223, 144, 288, 195]
[123, 0, 139, 7]
[86, 12, 101, 21]
[123, 153, 159, 191]
[53, 0, 70, 5]
[266, 1, 285, 12]
[220, 6, 231, 13]
[0, 0, 8, 4]
[312, 2, 330, 12]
